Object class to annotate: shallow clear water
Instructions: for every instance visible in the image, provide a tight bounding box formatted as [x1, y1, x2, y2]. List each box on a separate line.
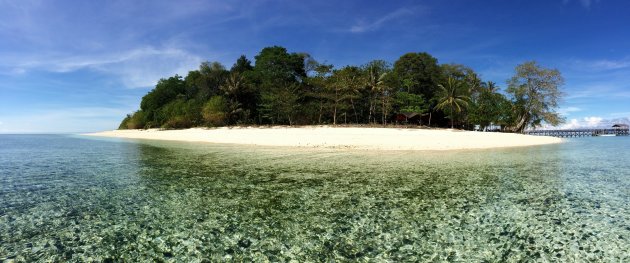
[0, 135, 628, 262]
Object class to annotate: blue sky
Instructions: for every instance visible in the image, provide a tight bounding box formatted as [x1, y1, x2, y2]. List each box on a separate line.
[1, 0, 629, 133]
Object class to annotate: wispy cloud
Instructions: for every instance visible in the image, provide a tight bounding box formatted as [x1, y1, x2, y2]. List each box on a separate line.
[0, 0, 237, 87]
[565, 84, 630, 99]
[349, 7, 422, 33]
[580, 0, 593, 8]
[562, 0, 600, 9]
[568, 58, 630, 72]
[609, 112, 630, 118]
[589, 59, 630, 70]
[557, 116, 602, 129]
[553, 116, 629, 129]
[4, 46, 204, 88]
[559, 106, 582, 116]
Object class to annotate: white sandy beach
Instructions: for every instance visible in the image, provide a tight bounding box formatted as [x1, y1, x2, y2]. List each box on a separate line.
[84, 126, 562, 151]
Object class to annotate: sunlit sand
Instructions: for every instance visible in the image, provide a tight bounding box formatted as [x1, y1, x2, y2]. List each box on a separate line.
[85, 126, 562, 150]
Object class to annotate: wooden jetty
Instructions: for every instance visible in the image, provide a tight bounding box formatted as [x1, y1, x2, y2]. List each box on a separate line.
[525, 124, 629, 138]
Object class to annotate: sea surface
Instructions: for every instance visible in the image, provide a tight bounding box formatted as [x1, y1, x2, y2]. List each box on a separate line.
[0, 134, 628, 262]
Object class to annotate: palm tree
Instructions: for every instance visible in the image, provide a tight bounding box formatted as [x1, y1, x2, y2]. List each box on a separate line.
[486, 81, 498, 92]
[365, 65, 381, 124]
[436, 77, 470, 129]
[220, 72, 245, 123]
[335, 66, 364, 123]
[377, 72, 392, 125]
[221, 72, 244, 98]
[364, 61, 390, 125]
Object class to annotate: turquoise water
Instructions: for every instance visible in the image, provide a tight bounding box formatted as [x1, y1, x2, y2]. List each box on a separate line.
[0, 135, 628, 262]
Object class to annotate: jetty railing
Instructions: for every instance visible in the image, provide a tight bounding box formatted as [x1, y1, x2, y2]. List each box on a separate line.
[524, 128, 629, 138]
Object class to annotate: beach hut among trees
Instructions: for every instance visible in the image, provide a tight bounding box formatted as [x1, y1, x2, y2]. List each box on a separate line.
[394, 112, 422, 124]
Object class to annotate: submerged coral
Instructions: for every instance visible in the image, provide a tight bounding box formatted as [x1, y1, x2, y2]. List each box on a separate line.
[0, 135, 628, 261]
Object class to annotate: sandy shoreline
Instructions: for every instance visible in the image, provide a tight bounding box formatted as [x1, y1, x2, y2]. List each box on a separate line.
[83, 126, 562, 151]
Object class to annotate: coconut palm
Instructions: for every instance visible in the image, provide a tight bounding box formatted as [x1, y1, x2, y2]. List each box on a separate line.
[486, 81, 498, 92]
[365, 65, 382, 124]
[221, 72, 244, 98]
[220, 72, 245, 123]
[333, 66, 364, 124]
[436, 77, 471, 129]
[364, 60, 391, 124]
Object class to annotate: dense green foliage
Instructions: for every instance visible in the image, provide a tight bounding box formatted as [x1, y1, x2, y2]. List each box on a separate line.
[120, 46, 564, 131]
[468, 86, 513, 131]
[507, 61, 565, 132]
[435, 77, 470, 129]
[202, 96, 228, 126]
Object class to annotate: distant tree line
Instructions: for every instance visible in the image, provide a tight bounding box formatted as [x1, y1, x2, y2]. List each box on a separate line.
[119, 46, 564, 132]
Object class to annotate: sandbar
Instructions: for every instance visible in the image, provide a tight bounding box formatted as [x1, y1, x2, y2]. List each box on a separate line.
[84, 126, 562, 151]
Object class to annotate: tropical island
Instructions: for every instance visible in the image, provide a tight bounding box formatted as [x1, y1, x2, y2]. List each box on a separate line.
[92, 46, 565, 150]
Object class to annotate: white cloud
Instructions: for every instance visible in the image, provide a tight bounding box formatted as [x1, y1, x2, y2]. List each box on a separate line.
[584, 116, 603, 126]
[559, 118, 580, 129]
[349, 7, 421, 33]
[552, 116, 630, 130]
[0, 0, 234, 87]
[6, 46, 204, 88]
[92, 47, 204, 88]
[556, 117, 601, 129]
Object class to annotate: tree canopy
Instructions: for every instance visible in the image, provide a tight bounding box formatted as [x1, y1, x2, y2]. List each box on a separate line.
[435, 77, 470, 129]
[506, 61, 565, 132]
[119, 46, 564, 132]
[392, 52, 442, 99]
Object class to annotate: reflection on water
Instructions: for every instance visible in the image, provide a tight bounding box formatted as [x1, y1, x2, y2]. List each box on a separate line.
[0, 135, 628, 261]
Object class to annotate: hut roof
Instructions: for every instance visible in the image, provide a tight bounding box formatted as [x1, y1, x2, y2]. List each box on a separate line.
[400, 112, 419, 119]
[612, 123, 629, 128]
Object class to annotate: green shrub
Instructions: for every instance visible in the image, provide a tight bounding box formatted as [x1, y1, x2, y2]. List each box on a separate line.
[202, 96, 228, 126]
[162, 116, 193, 129]
[118, 114, 132, 129]
[122, 111, 147, 129]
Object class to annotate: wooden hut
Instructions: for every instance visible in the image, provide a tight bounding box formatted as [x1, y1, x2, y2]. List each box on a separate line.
[394, 112, 422, 124]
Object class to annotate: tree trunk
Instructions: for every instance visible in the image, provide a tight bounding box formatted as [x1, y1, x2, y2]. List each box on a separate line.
[350, 98, 358, 124]
[515, 114, 529, 133]
[382, 99, 386, 125]
[333, 88, 338, 125]
[450, 105, 454, 129]
[333, 104, 337, 125]
[318, 100, 323, 124]
[382, 92, 387, 126]
[368, 99, 374, 124]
